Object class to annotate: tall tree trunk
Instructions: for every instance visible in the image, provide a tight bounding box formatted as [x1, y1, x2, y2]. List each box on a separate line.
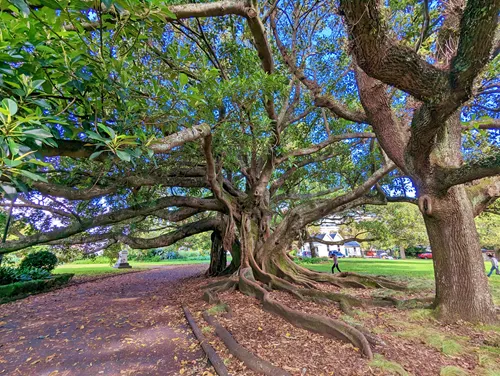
[309, 240, 318, 258]
[423, 185, 496, 323]
[399, 245, 406, 260]
[207, 231, 227, 276]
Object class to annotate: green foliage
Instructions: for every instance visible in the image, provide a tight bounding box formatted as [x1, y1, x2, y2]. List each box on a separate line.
[19, 250, 58, 271]
[439, 366, 468, 376]
[343, 203, 428, 251]
[369, 354, 408, 376]
[127, 248, 210, 261]
[0, 273, 74, 303]
[0, 267, 17, 285]
[476, 212, 500, 249]
[0, 266, 51, 286]
[298, 257, 329, 264]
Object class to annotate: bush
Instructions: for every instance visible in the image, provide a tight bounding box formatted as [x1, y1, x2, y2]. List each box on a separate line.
[0, 267, 17, 285]
[299, 257, 330, 264]
[0, 267, 51, 286]
[0, 273, 74, 301]
[20, 251, 58, 272]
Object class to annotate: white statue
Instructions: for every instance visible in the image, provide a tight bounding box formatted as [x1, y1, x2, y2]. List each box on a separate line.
[113, 249, 132, 268]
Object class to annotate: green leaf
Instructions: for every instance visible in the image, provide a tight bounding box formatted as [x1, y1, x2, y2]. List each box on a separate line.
[97, 123, 116, 139]
[18, 170, 48, 182]
[86, 131, 109, 143]
[3, 159, 22, 167]
[102, 0, 113, 9]
[8, 0, 30, 16]
[39, 0, 62, 9]
[2, 98, 18, 116]
[116, 149, 131, 162]
[179, 73, 188, 88]
[24, 129, 53, 139]
[89, 151, 104, 160]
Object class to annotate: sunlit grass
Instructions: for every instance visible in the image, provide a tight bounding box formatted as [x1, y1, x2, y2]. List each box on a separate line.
[54, 259, 209, 275]
[301, 259, 500, 304]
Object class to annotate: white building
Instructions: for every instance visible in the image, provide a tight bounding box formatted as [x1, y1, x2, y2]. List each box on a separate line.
[344, 241, 362, 257]
[300, 232, 346, 257]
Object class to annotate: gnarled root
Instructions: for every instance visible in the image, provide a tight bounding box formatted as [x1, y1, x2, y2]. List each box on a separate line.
[183, 306, 229, 376]
[203, 278, 238, 304]
[203, 311, 291, 376]
[239, 267, 373, 359]
[272, 255, 407, 291]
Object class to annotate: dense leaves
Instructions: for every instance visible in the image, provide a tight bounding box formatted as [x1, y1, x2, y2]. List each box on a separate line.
[19, 250, 58, 271]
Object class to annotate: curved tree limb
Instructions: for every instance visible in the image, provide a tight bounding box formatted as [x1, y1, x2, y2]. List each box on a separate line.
[0, 197, 224, 253]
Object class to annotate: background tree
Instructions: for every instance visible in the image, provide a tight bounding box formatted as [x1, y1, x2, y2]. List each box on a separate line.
[271, 0, 499, 322]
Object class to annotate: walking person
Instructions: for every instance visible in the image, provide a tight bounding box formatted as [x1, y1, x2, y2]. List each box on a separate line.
[331, 252, 341, 274]
[487, 253, 499, 277]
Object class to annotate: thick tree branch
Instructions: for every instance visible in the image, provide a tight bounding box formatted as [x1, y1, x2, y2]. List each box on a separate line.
[450, 0, 500, 96]
[356, 68, 409, 170]
[466, 177, 500, 216]
[0, 196, 225, 253]
[437, 153, 500, 190]
[339, 0, 449, 102]
[45, 217, 222, 249]
[39, 124, 211, 159]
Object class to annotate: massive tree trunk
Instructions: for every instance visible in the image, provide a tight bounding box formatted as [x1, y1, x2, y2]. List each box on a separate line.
[399, 245, 406, 260]
[207, 231, 227, 277]
[422, 185, 496, 323]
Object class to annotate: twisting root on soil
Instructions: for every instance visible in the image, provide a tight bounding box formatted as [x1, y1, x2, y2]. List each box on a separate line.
[238, 267, 374, 359]
[203, 311, 291, 376]
[200, 253, 424, 359]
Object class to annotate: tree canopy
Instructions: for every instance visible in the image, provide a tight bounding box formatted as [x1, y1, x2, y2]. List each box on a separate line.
[0, 0, 499, 324]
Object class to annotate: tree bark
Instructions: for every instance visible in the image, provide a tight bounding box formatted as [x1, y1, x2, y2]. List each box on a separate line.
[423, 185, 496, 323]
[399, 245, 406, 260]
[207, 231, 227, 277]
[309, 240, 318, 258]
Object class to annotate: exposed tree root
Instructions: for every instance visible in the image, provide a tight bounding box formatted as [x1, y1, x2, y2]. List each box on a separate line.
[203, 311, 291, 376]
[203, 278, 238, 304]
[273, 255, 408, 291]
[199, 254, 417, 360]
[238, 267, 374, 359]
[182, 306, 229, 376]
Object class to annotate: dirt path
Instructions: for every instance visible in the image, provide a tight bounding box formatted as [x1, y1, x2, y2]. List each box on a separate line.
[0, 265, 213, 376]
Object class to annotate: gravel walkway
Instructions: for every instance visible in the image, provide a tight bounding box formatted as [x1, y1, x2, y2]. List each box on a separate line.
[0, 265, 213, 376]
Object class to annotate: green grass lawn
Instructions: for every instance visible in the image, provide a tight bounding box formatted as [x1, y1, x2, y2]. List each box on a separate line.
[302, 258, 500, 304]
[53, 259, 209, 276]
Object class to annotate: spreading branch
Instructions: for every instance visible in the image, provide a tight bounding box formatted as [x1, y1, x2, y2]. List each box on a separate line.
[0, 197, 224, 253]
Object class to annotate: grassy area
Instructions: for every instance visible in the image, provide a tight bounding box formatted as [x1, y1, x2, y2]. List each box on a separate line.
[54, 259, 209, 275]
[302, 258, 500, 304]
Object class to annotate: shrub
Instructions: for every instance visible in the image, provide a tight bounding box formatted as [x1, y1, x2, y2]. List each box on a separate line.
[0, 273, 74, 301]
[0, 267, 51, 286]
[20, 251, 58, 272]
[300, 257, 329, 264]
[0, 267, 17, 285]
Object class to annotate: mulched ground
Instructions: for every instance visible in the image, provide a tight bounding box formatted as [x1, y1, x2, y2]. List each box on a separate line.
[181, 274, 500, 376]
[0, 265, 214, 376]
[1, 265, 498, 376]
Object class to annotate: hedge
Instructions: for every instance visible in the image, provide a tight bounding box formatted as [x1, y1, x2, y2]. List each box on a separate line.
[0, 273, 74, 302]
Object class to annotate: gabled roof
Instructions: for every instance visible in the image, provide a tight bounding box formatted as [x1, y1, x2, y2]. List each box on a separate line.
[314, 233, 328, 240]
[344, 241, 361, 247]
